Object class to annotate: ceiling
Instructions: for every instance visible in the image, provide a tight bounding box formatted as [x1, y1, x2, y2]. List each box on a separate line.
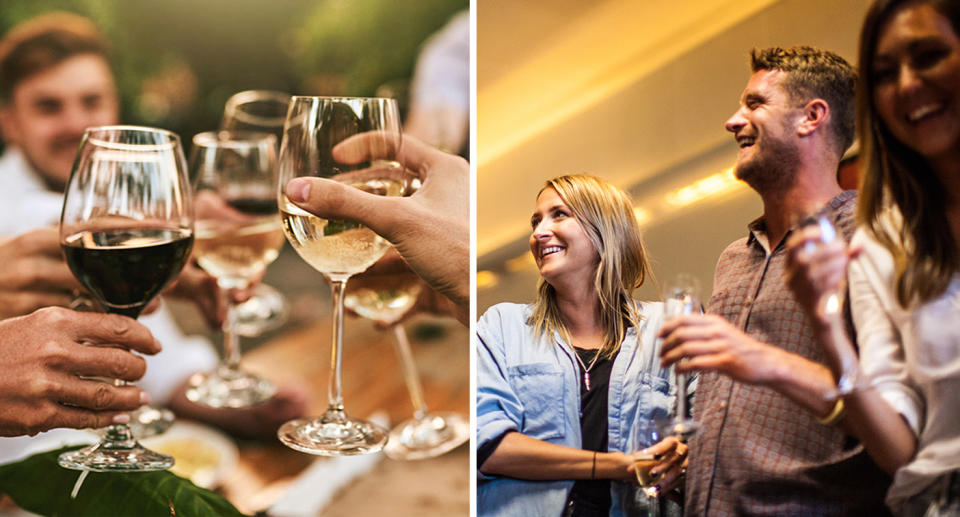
[476, 0, 873, 311]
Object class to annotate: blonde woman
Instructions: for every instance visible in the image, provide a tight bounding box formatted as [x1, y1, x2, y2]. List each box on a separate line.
[477, 175, 691, 517]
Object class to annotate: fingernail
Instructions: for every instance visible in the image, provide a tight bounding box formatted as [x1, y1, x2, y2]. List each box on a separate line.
[286, 178, 311, 202]
[112, 413, 130, 424]
[139, 391, 151, 404]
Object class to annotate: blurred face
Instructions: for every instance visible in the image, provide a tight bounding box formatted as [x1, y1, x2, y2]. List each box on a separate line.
[0, 54, 119, 190]
[724, 69, 802, 193]
[529, 187, 599, 288]
[872, 3, 960, 163]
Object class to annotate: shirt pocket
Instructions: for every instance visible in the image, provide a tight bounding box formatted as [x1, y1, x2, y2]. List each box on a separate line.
[632, 373, 674, 422]
[506, 362, 565, 441]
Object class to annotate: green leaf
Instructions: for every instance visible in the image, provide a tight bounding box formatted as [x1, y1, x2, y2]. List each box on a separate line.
[0, 446, 248, 517]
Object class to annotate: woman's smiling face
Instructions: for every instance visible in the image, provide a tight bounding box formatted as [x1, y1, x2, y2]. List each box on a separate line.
[529, 187, 599, 287]
[872, 3, 960, 162]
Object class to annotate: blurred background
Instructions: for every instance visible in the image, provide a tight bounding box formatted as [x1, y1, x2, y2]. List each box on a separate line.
[0, 0, 466, 150]
[477, 0, 870, 313]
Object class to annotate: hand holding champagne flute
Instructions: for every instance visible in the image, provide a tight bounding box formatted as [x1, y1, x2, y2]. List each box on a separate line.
[277, 96, 413, 455]
[58, 125, 194, 471]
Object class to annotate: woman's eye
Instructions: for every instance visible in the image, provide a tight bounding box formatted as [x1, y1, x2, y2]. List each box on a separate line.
[913, 47, 949, 70]
[872, 65, 895, 84]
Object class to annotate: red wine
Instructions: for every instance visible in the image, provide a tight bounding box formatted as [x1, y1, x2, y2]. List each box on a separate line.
[62, 228, 194, 318]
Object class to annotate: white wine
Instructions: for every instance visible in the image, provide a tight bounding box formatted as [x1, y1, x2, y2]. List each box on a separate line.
[280, 178, 401, 277]
[344, 282, 422, 325]
[633, 455, 658, 487]
[194, 217, 284, 285]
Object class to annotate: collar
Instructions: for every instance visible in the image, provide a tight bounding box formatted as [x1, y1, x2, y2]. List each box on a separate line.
[744, 189, 857, 249]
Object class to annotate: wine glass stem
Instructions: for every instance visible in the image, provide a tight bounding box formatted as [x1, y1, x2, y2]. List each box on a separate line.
[222, 292, 243, 371]
[392, 324, 429, 420]
[328, 278, 348, 411]
[677, 372, 689, 421]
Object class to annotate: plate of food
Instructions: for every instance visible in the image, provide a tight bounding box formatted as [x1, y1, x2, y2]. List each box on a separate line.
[141, 420, 238, 489]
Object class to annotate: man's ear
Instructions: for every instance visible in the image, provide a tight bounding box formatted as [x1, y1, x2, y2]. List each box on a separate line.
[797, 98, 829, 137]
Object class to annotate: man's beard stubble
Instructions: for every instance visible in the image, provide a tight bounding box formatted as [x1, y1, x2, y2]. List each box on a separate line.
[734, 134, 802, 196]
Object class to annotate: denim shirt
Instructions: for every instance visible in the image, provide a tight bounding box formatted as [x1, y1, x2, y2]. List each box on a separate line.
[477, 302, 692, 517]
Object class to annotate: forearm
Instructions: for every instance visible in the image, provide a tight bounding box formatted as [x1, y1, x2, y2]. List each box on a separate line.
[479, 432, 632, 482]
[764, 347, 839, 418]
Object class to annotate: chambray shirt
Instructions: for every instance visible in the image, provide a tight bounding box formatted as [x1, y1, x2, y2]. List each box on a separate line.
[476, 302, 691, 517]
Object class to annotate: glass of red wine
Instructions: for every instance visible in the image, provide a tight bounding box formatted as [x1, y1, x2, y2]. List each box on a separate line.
[58, 125, 194, 472]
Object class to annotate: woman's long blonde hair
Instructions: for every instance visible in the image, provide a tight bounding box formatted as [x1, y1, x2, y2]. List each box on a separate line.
[857, 0, 960, 307]
[528, 175, 652, 358]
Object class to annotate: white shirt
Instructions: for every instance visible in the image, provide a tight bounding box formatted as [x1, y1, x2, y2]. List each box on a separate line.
[849, 226, 960, 510]
[0, 148, 218, 464]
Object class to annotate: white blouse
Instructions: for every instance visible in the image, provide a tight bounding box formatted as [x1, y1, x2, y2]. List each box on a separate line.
[848, 227, 960, 510]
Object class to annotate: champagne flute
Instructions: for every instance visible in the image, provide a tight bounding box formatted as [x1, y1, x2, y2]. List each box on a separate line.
[220, 90, 293, 336]
[343, 274, 469, 460]
[58, 125, 194, 471]
[631, 420, 665, 517]
[662, 273, 701, 442]
[184, 130, 282, 408]
[277, 96, 410, 455]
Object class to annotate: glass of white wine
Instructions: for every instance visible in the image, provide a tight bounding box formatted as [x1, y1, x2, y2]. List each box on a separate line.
[344, 273, 469, 460]
[184, 130, 282, 408]
[277, 96, 411, 455]
[220, 90, 293, 336]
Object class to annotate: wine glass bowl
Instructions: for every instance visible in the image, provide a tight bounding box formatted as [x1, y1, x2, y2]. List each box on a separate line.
[58, 125, 194, 472]
[185, 130, 281, 408]
[220, 90, 292, 336]
[277, 96, 409, 456]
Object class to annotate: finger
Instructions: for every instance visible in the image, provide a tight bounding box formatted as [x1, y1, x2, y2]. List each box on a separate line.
[332, 132, 438, 173]
[50, 405, 130, 431]
[639, 437, 679, 458]
[66, 312, 161, 355]
[14, 227, 64, 258]
[141, 297, 162, 315]
[67, 345, 148, 381]
[55, 377, 147, 411]
[13, 256, 84, 291]
[285, 177, 403, 240]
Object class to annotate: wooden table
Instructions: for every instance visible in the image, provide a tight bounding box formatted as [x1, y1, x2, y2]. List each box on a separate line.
[218, 314, 470, 516]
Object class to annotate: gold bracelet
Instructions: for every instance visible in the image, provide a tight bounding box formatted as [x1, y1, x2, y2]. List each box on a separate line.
[817, 397, 846, 425]
[591, 451, 597, 480]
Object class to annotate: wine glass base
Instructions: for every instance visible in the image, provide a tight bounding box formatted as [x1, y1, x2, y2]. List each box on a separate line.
[384, 412, 469, 461]
[232, 283, 289, 337]
[278, 414, 388, 456]
[98, 406, 175, 440]
[58, 441, 174, 472]
[185, 368, 276, 408]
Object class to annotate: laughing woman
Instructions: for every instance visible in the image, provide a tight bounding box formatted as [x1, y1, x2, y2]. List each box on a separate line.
[476, 175, 691, 517]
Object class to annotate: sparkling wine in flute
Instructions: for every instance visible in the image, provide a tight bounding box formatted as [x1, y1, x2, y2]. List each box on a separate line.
[62, 228, 193, 318]
[633, 454, 659, 487]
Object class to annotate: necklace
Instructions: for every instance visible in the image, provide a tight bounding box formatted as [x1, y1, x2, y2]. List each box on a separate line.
[572, 346, 602, 391]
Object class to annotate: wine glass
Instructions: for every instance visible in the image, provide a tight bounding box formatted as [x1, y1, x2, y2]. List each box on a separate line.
[631, 420, 666, 517]
[343, 274, 469, 460]
[58, 125, 194, 471]
[662, 273, 701, 442]
[220, 90, 292, 336]
[277, 96, 411, 455]
[184, 130, 281, 408]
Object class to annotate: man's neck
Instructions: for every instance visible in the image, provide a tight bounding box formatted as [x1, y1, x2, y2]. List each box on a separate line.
[758, 163, 843, 249]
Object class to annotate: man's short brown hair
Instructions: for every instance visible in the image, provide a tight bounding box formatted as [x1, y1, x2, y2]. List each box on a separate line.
[0, 12, 110, 101]
[750, 46, 857, 158]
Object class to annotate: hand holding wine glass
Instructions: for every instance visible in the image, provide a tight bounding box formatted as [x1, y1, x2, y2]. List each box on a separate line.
[277, 96, 414, 455]
[58, 125, 194, 471]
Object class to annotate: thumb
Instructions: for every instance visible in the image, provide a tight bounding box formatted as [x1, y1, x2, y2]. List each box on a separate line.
[285, 177, 398, 239]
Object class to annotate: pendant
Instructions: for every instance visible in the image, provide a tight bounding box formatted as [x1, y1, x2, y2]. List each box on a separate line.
[584, 371, 591, 391]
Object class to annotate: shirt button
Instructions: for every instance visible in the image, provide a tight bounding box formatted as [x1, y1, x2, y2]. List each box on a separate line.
[718, 401, 727, 410]
[744, 298, 753, 308]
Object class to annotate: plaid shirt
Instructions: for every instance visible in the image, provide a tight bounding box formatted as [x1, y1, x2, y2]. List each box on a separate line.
[684, 191, 891, 516]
